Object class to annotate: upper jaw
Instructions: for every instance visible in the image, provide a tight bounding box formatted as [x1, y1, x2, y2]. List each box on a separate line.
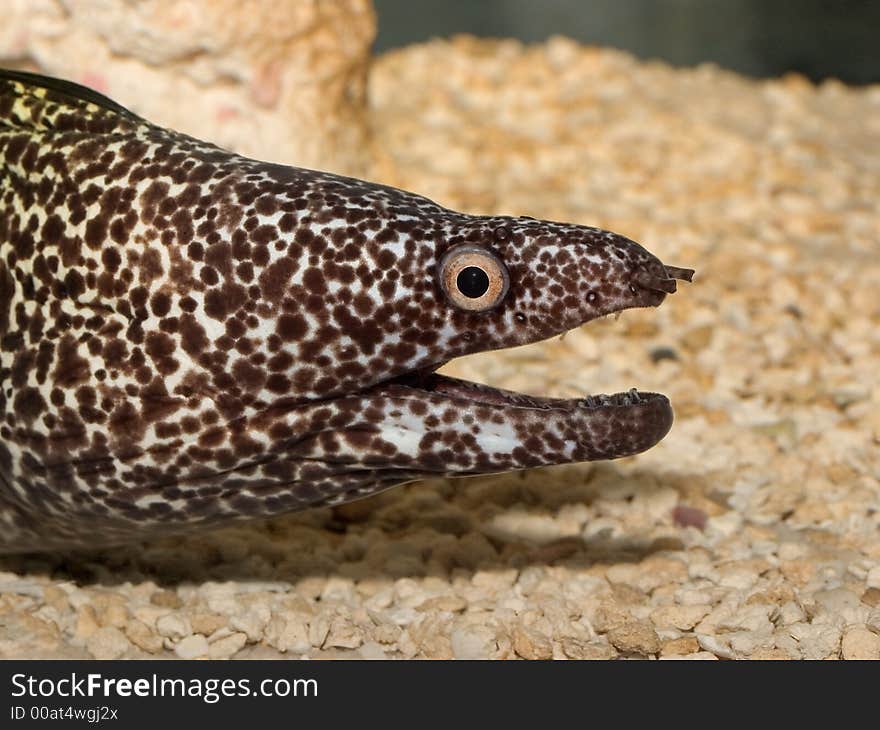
[370, 260, 694, 415]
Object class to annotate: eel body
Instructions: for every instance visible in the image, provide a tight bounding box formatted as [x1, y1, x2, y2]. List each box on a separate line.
[0, 69, 693, 552]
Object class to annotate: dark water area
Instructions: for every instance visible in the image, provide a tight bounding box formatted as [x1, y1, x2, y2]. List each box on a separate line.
[374, 0, 880, 84]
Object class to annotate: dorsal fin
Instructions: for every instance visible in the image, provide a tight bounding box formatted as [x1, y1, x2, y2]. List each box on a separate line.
[0, 68, 140, 120]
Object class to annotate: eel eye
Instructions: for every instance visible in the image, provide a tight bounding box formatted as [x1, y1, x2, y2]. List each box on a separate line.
[438, 245, 509, 312]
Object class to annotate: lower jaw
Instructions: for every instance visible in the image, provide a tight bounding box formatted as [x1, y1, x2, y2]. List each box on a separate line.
[362, 372, 675, 462]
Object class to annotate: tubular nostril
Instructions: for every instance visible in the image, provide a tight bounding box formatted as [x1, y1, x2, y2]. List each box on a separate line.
[665, 265, 695, 282]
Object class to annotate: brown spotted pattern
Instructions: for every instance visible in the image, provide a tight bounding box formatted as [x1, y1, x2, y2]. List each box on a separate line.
[0, 71, 692, 552]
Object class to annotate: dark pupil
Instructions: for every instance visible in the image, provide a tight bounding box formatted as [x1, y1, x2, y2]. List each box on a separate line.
[457, 267, 490, 298]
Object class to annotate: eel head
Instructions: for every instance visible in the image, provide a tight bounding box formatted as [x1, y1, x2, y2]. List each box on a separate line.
[276, 214, 694, 503]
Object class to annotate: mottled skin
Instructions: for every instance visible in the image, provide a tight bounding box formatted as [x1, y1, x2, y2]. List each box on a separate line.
[0, 70, 692, 553]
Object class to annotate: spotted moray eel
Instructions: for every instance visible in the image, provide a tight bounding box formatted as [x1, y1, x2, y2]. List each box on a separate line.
[0, 69, 693, 553]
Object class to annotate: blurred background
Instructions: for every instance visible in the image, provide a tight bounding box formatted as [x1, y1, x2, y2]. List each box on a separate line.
[374, 0, 879, 84]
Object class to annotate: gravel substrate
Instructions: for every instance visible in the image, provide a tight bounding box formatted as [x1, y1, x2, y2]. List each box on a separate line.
[1, 36, 878, 660]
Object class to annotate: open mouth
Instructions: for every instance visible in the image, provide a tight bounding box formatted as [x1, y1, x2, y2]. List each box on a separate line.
[380, 264, 694, 415]
[385, 370, 669, 414]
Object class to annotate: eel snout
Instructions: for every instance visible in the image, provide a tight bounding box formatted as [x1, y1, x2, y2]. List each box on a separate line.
[635, 263, 696, 295]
